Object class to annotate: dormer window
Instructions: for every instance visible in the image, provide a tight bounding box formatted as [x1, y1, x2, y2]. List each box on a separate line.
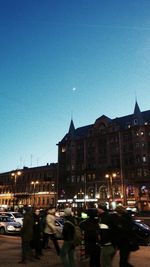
[134, 119, 138, 125]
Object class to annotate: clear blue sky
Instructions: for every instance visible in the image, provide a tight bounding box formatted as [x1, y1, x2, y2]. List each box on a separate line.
[0, 0, 150, 173]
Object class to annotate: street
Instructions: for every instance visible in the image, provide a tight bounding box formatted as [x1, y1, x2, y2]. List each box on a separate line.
[0, 235, 150, 267]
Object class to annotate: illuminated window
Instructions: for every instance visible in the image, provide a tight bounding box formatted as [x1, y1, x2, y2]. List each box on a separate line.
[61, 147, 66, 153]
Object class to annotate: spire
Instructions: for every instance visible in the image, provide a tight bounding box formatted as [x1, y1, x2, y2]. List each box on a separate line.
[133, 101, 144, 125]
[134, 101, 141, 115]
[68, 119, 75, 139]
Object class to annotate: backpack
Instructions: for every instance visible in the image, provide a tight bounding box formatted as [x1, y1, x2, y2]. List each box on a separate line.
[65, 220, 82, 246]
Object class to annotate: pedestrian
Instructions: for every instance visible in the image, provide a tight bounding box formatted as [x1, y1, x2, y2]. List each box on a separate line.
[97, 204, 116, 267]
[113, 205, 139, 267]
[80, 208, 101, 267]
[18, 206, 34, 264]
[44, 207, 60, 255]
[60, 207, 77, 267]
[31, 208, 43, 259]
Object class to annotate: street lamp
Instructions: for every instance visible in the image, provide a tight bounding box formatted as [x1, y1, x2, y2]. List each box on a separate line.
[105, 173, 117, 201]
[11, 170, 22, 210]
[31, 180, 39, 207]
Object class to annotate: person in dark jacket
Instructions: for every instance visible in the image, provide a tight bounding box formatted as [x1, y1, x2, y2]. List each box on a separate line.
[97, 204, 116, 267]
[31, 208, 43, 259]
[80, 208, 101, 267]
[18, 206, 34, 264]
[113, 205, 138, 267]
[60, 207, 76, 267]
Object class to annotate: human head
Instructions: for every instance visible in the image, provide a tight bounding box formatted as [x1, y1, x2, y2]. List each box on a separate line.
[64, 207, 72, 217]
[97, 203, 107, 214]
[23, 205, 32, 214]
[48, 207, 56, 215]
[115, 205, 127, 215]
[87, 208, 98, 219]
[34, 209, 40, 216]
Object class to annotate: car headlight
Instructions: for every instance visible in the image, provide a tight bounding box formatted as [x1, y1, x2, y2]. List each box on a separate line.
[7, 225, 15, 231]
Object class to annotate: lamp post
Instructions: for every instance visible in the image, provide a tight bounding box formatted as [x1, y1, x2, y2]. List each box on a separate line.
[105, 173, 117, 202]
[31, 180, 39, 207]
[11, 170, 22, 210]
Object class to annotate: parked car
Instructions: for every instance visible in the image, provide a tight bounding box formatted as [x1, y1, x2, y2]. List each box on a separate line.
[132, 220, 150, 246]
[0, 211, 23, 226]
[0, 215, 22, 234]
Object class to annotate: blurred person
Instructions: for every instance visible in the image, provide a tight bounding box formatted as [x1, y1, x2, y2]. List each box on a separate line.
[97, 204, 116, 267]
[31, 208, 43, 259]
[60, 207, 77, 267]
[113, 205, 139, 267]
[80, 208, 101, 267]
[18, 206, 34, 264]
[44, 207, 60, 255]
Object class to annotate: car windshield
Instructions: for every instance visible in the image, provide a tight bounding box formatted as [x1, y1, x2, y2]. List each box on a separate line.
[135, 221, 150, 230]
[13, 213, 23, 218]
[0, 217, 14, 222]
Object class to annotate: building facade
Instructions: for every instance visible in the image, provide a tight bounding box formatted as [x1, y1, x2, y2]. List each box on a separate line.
[0, 163, 58, 210]
[57, 102, 150, 211]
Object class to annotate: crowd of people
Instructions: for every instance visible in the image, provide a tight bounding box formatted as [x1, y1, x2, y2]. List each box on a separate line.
[17, 203, 139, 267]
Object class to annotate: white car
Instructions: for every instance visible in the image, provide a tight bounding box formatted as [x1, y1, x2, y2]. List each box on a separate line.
[0, 215, 22, 234]
[0, 212, 23, 226]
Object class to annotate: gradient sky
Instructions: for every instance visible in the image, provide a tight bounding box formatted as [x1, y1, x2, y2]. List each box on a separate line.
[0, 0, 150, 173]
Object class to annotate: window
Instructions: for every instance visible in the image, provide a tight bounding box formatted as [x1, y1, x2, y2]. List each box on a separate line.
[81, 175, 85, 182]
[142, 155, 147, 162]
[143, 169, 148, 176]
[61, 146, 66, 153]
[134, 119, 138, 125]
[135, 143, 140, 148]
[137, 168, 142, 176]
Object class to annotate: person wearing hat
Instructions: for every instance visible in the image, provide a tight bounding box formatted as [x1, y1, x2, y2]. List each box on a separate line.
[97, 204, 116, 267]
[44, 207, 60, 255]
[60, 207, 78, 267]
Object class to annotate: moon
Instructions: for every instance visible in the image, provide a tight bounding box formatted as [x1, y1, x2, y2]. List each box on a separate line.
[72, 87, 76, 91]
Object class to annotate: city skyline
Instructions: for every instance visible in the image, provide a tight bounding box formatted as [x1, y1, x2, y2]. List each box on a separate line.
[0, 0, 150, 172]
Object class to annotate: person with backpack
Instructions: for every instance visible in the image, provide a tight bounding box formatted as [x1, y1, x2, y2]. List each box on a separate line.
[60, 207, 78, 267]
[80, 208, 101, 267]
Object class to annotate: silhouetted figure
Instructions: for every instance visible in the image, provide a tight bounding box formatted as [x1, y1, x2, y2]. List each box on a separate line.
[80, 208, 101, 267]
[18, 206, 34, 264]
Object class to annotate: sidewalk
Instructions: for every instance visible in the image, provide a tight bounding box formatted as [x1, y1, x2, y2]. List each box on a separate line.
[0, 235, 150, 267]
[0, 236, 62, 267]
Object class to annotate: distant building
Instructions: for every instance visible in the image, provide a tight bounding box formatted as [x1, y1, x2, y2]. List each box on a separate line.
[0, 163, 58, 210]
[57, 102, 150, 211]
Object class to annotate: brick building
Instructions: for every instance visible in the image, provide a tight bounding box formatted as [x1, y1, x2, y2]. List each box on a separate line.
[57, 102, 150, 211]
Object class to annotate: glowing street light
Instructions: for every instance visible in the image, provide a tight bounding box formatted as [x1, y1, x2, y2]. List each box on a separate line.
[105, 172, 117, 200]
[31, 180, 39, 206]
[11, 170, 22, 210]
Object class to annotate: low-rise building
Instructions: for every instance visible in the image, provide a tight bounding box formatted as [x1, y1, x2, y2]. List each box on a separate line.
[0, 163, 58, 210]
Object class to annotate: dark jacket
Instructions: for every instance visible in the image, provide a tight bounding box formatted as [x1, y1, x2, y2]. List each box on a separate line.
[21, 210, 34, 242]
[99, 211, 116, 246]
[62, 216, 76, 241]
[80, 217, 100, 254]
[111, 212, 136, 249]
